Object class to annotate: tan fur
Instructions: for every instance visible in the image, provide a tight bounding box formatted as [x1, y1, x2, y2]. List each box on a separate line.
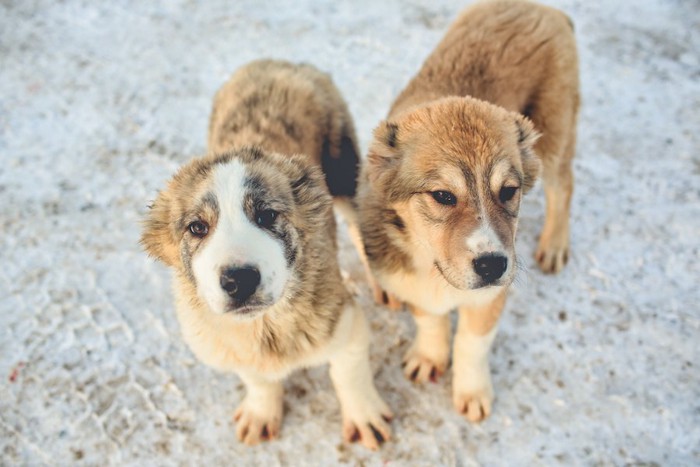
[209, 59, 371, 292]
[357, 0, 579, 422]
[208, 59, 360, 198]
[142, 61, 391, 449]
[390, 0, 579, 273]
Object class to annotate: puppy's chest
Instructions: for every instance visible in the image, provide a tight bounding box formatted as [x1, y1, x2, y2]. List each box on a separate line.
[174, 295, 347, 378]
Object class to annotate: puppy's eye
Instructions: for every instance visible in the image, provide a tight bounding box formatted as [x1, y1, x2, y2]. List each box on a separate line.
[256, 209, 278, 229]
[431, 190, 457, 206]
[499, 186, 519, 203]
[188, 221, 209, 237]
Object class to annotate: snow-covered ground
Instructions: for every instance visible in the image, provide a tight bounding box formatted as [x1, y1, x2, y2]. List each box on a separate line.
[1, 0, 698, 465]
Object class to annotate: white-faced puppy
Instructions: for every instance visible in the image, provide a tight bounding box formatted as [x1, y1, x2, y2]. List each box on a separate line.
[357, 0, 579, 422]
[142, 60, 392, 449]
[209, 59, 374, 297]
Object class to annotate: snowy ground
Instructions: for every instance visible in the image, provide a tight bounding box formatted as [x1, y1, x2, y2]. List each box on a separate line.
[1, 0, 699, 465]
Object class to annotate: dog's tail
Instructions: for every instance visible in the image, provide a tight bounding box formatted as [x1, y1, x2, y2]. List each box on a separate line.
[320, 127, 360, 199]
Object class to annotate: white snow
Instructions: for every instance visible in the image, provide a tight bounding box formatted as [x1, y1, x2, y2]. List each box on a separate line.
[1, 0, 698, 465]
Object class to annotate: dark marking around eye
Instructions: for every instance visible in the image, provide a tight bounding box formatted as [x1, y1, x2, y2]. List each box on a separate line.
[278, 228, 297, 266]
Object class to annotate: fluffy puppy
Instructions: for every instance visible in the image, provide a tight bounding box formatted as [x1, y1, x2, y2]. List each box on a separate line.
[209, 59, 373, 295]
[357, 0, 579, 421]
[142, 60, 392, 449]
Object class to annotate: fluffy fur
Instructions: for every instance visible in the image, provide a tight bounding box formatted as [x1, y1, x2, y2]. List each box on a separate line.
[142, 60, 391, 449]
[356, 0, 579, 422]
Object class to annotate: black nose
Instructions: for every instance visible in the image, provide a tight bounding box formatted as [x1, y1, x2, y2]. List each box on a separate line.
[219, 267, 261, 302]
[473, 254, 508, 284]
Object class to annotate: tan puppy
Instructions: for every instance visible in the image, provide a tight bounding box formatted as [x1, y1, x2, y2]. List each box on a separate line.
[142, 60, 392, 449]
[357, 0, 579, 421]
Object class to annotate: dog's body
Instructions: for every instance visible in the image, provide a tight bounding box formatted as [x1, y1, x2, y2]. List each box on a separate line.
[357, 0, 579, 421]
[142, 60, 391, 449]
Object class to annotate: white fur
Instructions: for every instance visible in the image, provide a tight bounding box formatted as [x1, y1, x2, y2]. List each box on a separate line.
[465, 221, 505, 255]
[192, 160, 289, 315]
[452, 325, 497, 419]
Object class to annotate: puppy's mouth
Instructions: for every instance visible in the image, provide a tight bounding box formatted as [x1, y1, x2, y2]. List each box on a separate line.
[433, 261, 507, 290]
[433, 261, 466, 290]
[224, 296, 271, 315]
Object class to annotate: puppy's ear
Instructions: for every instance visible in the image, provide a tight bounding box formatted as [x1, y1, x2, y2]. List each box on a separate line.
[141, 189, 180, 267]
[366, 121, 402, 187]
[286, 154, 331, 203]
[514, 115, 542, 193]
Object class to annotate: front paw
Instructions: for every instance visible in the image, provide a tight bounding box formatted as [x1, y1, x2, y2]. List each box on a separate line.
[402, 343, 449, 384]
[341, 399, 393, 451]
[452, 371, 494, 423]
[233, 399, 282, 446]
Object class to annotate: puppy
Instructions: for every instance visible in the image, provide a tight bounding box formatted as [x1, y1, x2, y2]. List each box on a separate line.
[357, 0, 579, 421]
[142, 60, 392, 449]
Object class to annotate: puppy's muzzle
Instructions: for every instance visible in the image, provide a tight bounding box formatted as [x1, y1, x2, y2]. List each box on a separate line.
[473, 254, 507, 284]
[220, 266, 261, 302]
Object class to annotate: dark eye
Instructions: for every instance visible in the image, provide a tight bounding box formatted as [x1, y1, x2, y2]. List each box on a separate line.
[431, 190, 457, 206]
[256, 209, 278, 229]
[499, 186, 519, 203]
[188, 220, 209, 238]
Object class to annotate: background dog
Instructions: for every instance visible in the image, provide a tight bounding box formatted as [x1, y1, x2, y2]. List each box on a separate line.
[142, 60, 392, 449]
[357, 0, 579, 422]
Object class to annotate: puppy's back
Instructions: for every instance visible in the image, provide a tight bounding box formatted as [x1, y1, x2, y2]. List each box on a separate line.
[209, 60, 360, 197]
[390, 0, 578, 118]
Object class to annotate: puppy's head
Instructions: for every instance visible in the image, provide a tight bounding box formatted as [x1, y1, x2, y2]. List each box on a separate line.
[142, 147, 332, 319]
[367, 96, 541, 290]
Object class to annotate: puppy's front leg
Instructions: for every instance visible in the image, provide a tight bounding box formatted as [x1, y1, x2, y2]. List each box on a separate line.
[402, 306, 451, 383]
[453, 290, 506, 423]
[328, 307, 393, 450]
[233, 372, 284, 445]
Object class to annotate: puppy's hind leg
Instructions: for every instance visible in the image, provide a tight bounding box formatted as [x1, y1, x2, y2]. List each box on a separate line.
[528, 89, 578, 274]
[334, 197, 402, 310]
[233, 372, 284, 445]
[535, 133, 575, 274]
[328, 306, 393, 450]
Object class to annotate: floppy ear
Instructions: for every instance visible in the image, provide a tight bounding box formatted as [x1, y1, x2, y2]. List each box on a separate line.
[140, 189, 180, 267]
[514, 115, 542, 193]
[366, 121, 403, 187]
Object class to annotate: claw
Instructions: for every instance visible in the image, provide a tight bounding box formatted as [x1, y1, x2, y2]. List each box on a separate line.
[369, 424, 385, 444]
